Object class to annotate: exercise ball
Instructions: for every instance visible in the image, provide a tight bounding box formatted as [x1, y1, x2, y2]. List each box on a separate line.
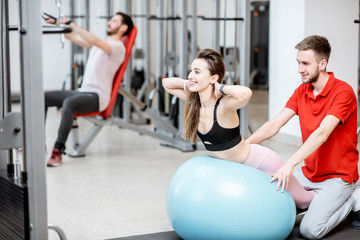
[166, 155, 296, 240]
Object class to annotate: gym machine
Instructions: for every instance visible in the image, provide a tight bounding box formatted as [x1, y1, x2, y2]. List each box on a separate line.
[70, 0, 251, 156]
[67, 0, 90, 90]
[197, 0, 251, 136]
[69, 0, 195, 157]
[0, 0, 68, 239]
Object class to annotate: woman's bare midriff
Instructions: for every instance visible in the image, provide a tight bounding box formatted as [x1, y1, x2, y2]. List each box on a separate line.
[209, 139, 251, 164]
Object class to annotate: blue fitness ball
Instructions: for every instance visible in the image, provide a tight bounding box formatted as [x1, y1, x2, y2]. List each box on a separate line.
[166, 155, 296, 240]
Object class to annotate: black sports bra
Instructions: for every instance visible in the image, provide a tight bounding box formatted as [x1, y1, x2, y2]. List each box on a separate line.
[197, 97, 242, 151]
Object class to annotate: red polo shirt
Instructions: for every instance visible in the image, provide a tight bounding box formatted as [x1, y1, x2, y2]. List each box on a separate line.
[285, 72, 359, 184]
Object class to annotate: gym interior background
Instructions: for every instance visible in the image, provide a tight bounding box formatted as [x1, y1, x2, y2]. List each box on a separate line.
[1, 0, 360, 239]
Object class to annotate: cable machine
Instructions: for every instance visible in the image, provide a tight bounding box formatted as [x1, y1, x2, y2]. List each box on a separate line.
[69, 0, 195, 156]
[196, 0, 251, 137]
[0, 0, 69, 239]
[68, 0, 90, 90]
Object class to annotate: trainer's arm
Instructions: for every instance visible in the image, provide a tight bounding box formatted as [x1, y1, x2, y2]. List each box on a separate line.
[271, 115, 340, 192]
[247, 108, 296, 144]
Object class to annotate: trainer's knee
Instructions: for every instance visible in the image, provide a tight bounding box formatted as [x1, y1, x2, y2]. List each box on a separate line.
[299, 220, 326, 240]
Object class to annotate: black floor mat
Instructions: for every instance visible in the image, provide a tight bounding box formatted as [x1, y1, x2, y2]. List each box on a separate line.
[108, 215, 360, 240]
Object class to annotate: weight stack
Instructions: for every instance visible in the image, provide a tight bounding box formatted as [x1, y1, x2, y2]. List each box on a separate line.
[0, 170, 29, 240]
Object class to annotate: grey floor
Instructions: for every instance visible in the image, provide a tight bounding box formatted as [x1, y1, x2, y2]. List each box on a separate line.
[43, 90, 358, 240]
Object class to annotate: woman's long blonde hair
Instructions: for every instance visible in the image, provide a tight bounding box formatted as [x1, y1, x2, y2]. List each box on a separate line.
[183, 49, 225, 143]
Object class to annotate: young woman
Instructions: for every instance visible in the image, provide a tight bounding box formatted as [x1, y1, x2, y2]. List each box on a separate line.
[162, 48, 314, 209]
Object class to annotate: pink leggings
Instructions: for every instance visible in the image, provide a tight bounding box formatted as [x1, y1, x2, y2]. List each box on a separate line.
[243, 144, 315, 209]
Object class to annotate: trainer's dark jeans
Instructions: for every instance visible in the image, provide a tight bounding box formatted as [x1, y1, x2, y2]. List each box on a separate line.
[45, 90, 99, 150]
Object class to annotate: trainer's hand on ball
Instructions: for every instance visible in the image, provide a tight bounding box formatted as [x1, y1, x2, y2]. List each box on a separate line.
[270, 162, 294, 192]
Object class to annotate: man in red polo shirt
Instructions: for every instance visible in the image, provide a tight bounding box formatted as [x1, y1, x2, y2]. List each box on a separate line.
[247, 35, 360, 239]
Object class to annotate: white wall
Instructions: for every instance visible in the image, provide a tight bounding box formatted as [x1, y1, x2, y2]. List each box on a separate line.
[268, 0, 305, 142]
[268, 0, 359, 144]
[304, 0, 359, 92]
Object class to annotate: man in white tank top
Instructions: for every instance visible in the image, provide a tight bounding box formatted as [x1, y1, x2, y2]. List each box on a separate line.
[44, 12, 133, 167]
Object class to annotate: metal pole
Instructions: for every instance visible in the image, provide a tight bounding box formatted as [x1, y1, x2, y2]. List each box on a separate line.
[1, 0, 12, 170]
[178, 0, 188, 79]
[233, 0, 238, 85]
[212, 0, 220, 51]
[163, 0, 176, 115]
[239, 0, 251, 137]
[170, 0, 176, 77]
[178, 0, 188, 133]
[122, 0, 132, 122]
[144, 0, 150, 101]
[85, 0, 90, 59]
[0, 0, 3, 122]
[70, 0, 75, 89]
[106, 0, 111, 16]
[18, 0, 48, 238]
[190, 0, 197, 61]
[155, 0, 164, 113]
[3, 0, 11, 114]
[85, 0, 90, 30]
[223, 0, 227, 62]
[0, 0, 3, 120]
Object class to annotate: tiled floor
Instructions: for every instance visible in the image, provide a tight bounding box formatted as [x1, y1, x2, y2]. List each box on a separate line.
[44, 90, 358, 240]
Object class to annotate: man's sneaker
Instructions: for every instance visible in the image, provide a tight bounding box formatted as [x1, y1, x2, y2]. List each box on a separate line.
[352, 220, 360, 230]
[351, 188, 360, 230]
[352, 210, 360, 230]
[47, 149, 62, 167]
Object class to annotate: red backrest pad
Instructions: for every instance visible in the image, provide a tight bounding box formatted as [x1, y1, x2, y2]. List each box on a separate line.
[75, 26, 138, 119]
